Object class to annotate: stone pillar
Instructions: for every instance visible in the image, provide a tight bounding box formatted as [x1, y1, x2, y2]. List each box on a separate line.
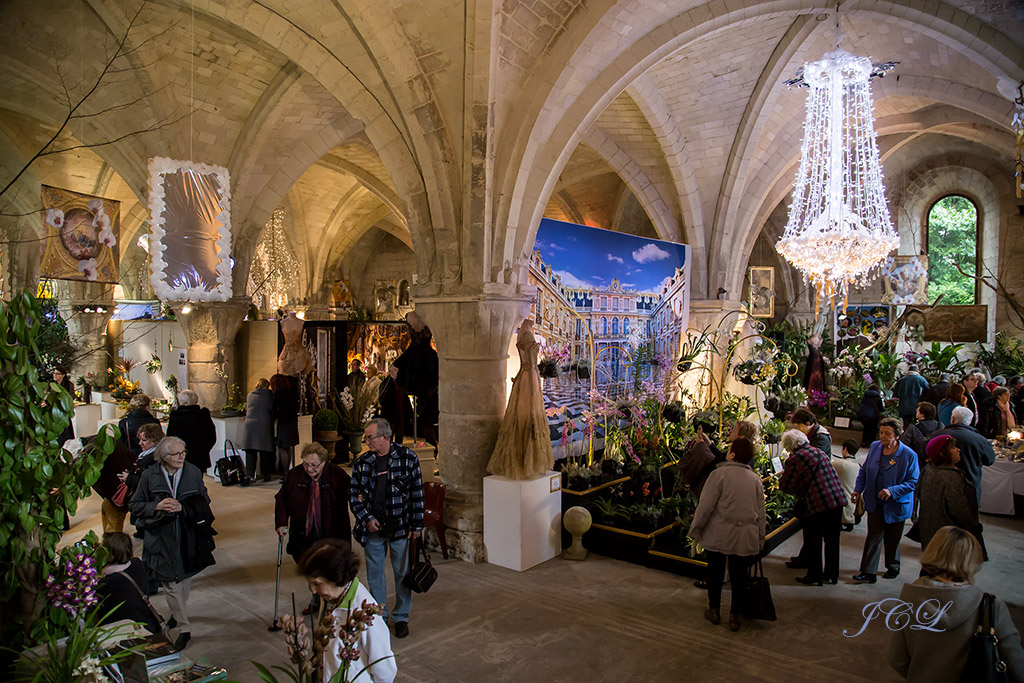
[56, 281, 114, 381]
[683, 299, 752, 410]
[412, 286, 532, 562]
[172, 297, 251, 409]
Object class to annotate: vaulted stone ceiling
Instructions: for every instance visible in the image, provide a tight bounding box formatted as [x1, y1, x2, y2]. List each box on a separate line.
[1, 0, 1020, 309]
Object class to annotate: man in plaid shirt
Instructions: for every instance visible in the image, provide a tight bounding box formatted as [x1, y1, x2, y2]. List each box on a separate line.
[351, 417, 424, 638]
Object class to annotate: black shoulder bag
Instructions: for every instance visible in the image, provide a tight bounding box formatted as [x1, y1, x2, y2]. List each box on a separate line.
[959, 592, 1009, 683]
[402, 538, 438, 594]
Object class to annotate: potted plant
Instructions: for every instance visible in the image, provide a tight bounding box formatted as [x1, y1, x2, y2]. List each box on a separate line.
[312, 408, 340, 440]
[220, 383, 246, 416]
[331, 386, 378, 456]
[761, 418, 785, 445]
[0, 292, 118, 650]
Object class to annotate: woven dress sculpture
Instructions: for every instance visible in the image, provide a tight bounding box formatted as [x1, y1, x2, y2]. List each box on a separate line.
[487, 320, 554, 479]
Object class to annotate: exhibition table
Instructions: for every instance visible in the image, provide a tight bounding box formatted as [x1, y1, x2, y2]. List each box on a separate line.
[980, 457, 1024, 516]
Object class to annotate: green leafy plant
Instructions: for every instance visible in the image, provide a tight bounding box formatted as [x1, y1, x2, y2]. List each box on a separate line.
[312, 408, 341, 432]
[761, 418, 785, 444]
[909, 341, 968, 383]
[221, 383, 246, 414]
[144, 352, 162, 374]
[0, 291, 118, 649]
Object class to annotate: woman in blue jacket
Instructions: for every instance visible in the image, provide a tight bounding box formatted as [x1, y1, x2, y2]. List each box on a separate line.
[852, 417, 919, 583]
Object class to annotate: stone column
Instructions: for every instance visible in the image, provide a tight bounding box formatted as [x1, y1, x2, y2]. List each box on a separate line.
[172, 297, 251, 409]
[412, 285, 532, 562]
[56, 281, 114, 381]
[683, 299, 753, 410]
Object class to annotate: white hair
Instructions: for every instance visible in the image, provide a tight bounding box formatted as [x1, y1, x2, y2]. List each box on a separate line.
[177, 389, 199, 406]
[950, 406, 974, 426]
[781, 429, 809, 453]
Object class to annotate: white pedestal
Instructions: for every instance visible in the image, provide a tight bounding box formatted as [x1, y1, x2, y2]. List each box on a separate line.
[73, 403, 103, 438]
[209, 415, 246, 476]
[101, 400, 119, 420]
[483, 471, 562, 571]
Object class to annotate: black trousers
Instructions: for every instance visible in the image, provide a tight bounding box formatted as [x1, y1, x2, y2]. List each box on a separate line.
[244, 449, 275, 479]
[705, 551, 756, 614]
[859, 508, 905, 576]
[800, 507, 842, 581]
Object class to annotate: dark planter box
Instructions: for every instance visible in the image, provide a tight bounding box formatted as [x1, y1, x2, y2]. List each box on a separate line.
[644, 516, 801, 578]
[582, 521, 678, 563]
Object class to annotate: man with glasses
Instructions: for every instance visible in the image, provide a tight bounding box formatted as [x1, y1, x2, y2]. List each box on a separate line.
[275, 442, 352, 563]
[350, 418, 424, 639]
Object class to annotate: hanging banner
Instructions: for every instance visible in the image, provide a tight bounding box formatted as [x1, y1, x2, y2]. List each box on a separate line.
[39, 185, 120, 284]
[148, 157, 232, 301]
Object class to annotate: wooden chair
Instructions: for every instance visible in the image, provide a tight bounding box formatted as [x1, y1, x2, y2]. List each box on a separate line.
[422, 481, 448, 559]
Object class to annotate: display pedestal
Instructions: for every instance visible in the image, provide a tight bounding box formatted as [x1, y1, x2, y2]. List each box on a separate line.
[74, 403, 102, 439]
[483, 471, 561, 571]
[101, 400, 119, 420]
[208, 415, 246, 476]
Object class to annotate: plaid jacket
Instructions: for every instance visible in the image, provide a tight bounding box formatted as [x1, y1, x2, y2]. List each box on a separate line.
[779, 443, 848, 518]
[350, 442, 424, 545]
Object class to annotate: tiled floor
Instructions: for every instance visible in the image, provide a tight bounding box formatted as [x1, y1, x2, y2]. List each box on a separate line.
[63, 475, 1024, 682]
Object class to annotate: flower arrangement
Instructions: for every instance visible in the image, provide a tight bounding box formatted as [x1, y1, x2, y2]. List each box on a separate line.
[144, 352, 162, 374]
[109, 373, 141, 401]
[10, 537, 139, 683]
[332, 386, 377, 433]
[253, 593, 391, 683]
[538, 341, 570, 377]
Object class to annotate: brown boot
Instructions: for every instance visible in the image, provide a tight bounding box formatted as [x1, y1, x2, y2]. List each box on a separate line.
[703, 607, 721, 625]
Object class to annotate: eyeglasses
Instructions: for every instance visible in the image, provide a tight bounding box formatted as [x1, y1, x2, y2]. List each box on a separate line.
[167, 450, 187, 457]
[362, 434, 385, 444]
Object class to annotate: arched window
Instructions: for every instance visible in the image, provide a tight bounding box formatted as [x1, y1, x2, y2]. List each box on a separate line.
[612, 317, 619, 335]
[927, 195, 977, 305]
[623, 318, 630, 335]
[602, 318, 607, 335]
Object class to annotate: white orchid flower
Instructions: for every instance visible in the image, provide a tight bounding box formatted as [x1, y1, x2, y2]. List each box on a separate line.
[98, 227, 117, 248]
[93, 212, 111, 230]
[88, 199, 104, 214]
[45, 208, 64, 228]
[77, 258, 99, 281]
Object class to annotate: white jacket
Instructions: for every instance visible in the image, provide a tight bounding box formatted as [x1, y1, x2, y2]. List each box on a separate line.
[688, 461, 765, 556]
[323, 581, 397, 683]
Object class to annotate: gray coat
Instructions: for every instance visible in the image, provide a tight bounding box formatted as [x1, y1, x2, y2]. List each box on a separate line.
[243, 388, 275, 452]
[129, 462, 210, 583]
[688, 460, 765, 556]
[889, 578, 1024, 682]
[929, 424, 996, 503]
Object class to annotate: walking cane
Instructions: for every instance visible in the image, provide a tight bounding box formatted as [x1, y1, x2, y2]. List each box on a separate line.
[268, 533, 283, 631]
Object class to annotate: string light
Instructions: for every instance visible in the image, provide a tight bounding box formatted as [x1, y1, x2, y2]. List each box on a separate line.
[247, 208, 300, 312]
[776, 48, 899, 306]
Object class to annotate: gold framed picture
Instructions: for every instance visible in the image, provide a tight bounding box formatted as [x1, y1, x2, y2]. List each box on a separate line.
[40, 185, 120, 284]
[883, 255, 928, 305]
[748, 266, 775, 318]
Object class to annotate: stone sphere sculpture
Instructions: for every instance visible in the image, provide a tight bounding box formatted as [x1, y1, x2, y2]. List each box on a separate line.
[562, 505, 592, 561]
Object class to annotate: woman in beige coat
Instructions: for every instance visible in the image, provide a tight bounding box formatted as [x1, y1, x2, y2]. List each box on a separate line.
[688, 438, 766, 632]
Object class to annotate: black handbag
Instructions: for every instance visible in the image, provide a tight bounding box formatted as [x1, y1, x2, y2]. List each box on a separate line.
[740, 559, 777, 621]
[959, 593, 1009, 683]
[402, 539, 438, 594]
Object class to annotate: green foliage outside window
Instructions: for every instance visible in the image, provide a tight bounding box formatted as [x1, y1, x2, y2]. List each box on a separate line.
[927, 195, 977, 305]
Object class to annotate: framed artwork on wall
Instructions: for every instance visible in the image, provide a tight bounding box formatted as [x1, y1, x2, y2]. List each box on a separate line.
[906, 305, 988, 343]
[40, 185, 120, 284]
[374, 279, 397, 317]
[148, 156, 233, 301]
[748, 266, 775, 318]
[882, 255, 928, 305]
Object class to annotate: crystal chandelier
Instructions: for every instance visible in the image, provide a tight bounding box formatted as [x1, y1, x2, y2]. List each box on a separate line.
[776, 48, 899, 304]
[247, 208, 300, 312]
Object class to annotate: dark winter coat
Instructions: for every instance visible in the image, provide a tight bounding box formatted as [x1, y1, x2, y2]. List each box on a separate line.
[921, 380, 950, 408]
[900, 418, 943, 462]
[118, 409, 161, 456]
[88, 436, 136, 503]
[96, 557, 161, 634]
[916, 464, 984, 553]
[677, 441, 722, 500]
[977, 396, 1016, 439]
[167, 404, 217, 471]
[242, 388, 275, 452]
[275, 464, 352, 560]
[273, 381, 300, 448]
[129, 462, 214, 583]
[929, 424, 997, 504]
[807, 423, 832, 455]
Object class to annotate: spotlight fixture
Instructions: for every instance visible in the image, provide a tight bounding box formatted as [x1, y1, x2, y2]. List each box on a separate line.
[180, 304, 192, 315]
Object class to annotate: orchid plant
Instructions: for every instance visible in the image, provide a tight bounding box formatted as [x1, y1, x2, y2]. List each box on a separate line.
[253, 593, 392, 683]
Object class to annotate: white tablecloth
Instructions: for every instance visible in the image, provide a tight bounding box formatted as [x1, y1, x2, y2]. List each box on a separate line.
[980, 459, 1024, 515]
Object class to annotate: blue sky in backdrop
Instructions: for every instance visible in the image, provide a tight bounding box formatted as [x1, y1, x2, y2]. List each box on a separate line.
[533, 218, 688, 294]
